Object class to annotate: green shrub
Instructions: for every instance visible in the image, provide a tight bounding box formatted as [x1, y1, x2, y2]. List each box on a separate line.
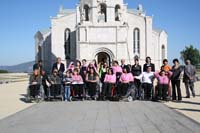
[0, 70, 9, 73]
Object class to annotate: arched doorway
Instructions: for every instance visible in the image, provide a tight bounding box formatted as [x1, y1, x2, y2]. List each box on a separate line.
[96, 52, 111, 66]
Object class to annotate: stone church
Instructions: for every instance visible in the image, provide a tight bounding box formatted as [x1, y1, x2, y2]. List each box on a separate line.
[35, 0, 168, 72]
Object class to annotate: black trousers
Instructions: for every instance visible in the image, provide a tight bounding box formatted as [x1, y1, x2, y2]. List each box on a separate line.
[29, 84, 40, 97]
[142, 83, 153, 100]
[43, 84, 48, 97]
[50, 84, 62, 97]
[72, 84, 84, 97]
[158, 84, 168, 100]
[118, 83, 129, 96]
[87, 82, 97, 97]
[134, 79, 141, 89]
[171, 80, 182, 100]
[134, 79, 141, 98]
[103, 83, 114, 97]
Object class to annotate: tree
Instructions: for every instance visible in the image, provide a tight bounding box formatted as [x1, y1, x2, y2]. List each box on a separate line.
[0, 70, 8, 73]
[180, 45, 200, 66]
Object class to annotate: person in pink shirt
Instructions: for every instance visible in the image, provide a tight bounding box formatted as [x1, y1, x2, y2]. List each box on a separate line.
[112, 60, 123, 87]
[154, 70, 172, 100]
[68, 62, 75, 72]
[102, 68, 116, 99]
[71, 68, 84, 99]
[112, 60, 123, 74]
[118, 67, 134, 97]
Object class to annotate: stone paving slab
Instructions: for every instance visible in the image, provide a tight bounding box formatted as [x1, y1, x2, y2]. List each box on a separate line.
[0, 101, 200, 133]
[0, 81, 34, 120]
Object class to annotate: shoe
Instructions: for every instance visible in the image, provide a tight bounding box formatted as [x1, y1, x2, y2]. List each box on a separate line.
[177, 100, 182, 103]
[185, 96, 190, 98]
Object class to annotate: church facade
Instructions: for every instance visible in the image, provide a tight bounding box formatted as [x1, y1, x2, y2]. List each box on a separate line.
[35, 0, 168, 72]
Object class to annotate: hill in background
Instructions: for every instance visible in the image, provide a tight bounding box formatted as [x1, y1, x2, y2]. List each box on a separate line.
[0, 61, 35, 73]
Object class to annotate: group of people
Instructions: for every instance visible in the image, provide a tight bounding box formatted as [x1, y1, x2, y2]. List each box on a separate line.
[27, 56, 197, 102]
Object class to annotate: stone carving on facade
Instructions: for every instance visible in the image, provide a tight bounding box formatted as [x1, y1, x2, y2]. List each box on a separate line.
[65, 30, 70, 41]
[80, 7, 85, 22]
[97, 0, 106, 3]
[98, 12, 105, 23]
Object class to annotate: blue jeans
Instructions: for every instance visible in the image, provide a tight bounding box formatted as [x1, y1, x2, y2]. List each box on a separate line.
[64, 85, 71, 100]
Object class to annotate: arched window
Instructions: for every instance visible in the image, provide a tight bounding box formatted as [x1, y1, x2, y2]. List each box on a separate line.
[64, 28, 71, 59]
[133, 28, 140, 54]
[100, 3, 107, 22]
[161, 45, 165, 61]
[115, 5, 120, 21]
[84, 4, 90, 21]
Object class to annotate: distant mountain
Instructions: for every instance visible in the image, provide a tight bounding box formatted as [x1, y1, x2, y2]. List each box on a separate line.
[0, 61, 35, 73]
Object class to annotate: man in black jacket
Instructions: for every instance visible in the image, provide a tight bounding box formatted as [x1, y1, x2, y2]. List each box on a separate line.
[52, 57, 65, 78]
[120, 59, 127, 69]
[143, 57, 155, 72]
[33, 60, 43, 71]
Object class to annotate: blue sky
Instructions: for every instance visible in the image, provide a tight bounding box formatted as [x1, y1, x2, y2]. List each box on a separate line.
[0, 0, 200, 66]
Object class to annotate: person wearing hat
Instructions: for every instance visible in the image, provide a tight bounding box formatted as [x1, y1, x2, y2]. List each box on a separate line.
[143, 57, 155, 72]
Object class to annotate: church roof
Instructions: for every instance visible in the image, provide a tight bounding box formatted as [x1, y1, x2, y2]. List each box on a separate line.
[153, 28, 167, 35]
[58, 9, 76, 16]
[127, 9, 145, 16]
[39, 28, 51, 36]
[35, 28, 51, 40]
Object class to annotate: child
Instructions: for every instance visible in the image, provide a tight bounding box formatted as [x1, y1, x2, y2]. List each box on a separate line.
[71, 68, 84, 99]
[154, 70, 172, 101]
[63, 70, 72, 101]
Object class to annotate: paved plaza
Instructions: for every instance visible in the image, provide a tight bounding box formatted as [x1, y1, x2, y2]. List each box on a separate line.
[0, 74, 200, 133]
[0, 101, 200, 133]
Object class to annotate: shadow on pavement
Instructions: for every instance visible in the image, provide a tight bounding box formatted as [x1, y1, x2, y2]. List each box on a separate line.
[180, 100, 200, 105]
[19, 94, 33, 103]
[170, 107, 200, 112]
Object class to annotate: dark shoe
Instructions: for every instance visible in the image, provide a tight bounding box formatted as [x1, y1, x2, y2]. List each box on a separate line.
[178, 99, 182, 101]
[185, 96, 190, 98]
[172, 98, 176, 101]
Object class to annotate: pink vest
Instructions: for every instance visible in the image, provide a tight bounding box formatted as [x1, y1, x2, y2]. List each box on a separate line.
[104, 74, 116, 83]
[72, 75, 83, 82]
[112, 66, 122, 74]
[120, 73, 134, 82]
[154, 71, 172, 84]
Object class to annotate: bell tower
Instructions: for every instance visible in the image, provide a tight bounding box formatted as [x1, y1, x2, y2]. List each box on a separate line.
[77, 0, 127, 24]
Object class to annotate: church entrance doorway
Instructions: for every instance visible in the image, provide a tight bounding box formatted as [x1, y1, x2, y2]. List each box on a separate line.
[96, 52, 111, 66]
